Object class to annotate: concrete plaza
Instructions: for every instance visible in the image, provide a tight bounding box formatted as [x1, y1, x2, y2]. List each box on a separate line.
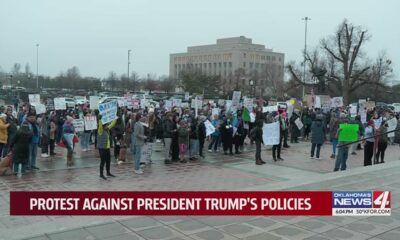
[0, 140, 399, 240]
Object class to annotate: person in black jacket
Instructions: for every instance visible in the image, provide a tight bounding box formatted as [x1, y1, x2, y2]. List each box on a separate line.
[11, 123, 33, 175]
[163, 113, 176, 164]
[221, 113, 234, 155]
[197, 116, 207, 158]
[253, 119, 265, 165]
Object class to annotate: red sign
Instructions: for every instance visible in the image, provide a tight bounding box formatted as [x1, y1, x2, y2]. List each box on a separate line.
[10, 191, 332, 216]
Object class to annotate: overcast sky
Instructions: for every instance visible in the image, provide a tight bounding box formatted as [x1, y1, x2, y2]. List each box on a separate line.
[0, 0, 399, 81]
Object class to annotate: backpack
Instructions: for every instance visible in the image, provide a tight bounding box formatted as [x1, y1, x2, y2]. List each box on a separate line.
[249, 127, 258, 141]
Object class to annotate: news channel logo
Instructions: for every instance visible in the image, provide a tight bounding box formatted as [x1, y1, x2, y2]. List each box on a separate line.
[332, 191, 391, 216]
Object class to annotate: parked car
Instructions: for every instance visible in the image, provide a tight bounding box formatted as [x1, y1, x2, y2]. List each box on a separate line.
[391, 103, 400, 112]
[99, 96, 122, 104]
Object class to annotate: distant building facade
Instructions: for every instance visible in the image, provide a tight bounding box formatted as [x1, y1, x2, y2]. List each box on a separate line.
[170, 36, 285, 96]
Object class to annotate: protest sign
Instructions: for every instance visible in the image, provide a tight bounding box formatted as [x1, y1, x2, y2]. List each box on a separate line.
[172, 99, 182, 107]
[243, 98, 253, 112]
[315, 96, 321, 108]
[164, 100, 172, 110]
[46, 99, 55, 111]
[140, 99, 148, 108]
[204, 120, 216, 136]
[29, 94, 40, 104]
[365, 101, 376, 110]
[387, 118, 397, 138]
[225, 100, 232, 111]
[72, 119, 85, 132]
[262, 121, 280, 145]
[338, 124, 359, 142]
[89, 96, 99, 110]
[232, 91, 241, 104]
[98, 100, 118, 124]
[218, 99, 225, 107]
[358, 99, 367, 113]
[295, 118, 304, 130]
[181, 102, 189, 108]
[54, 98, 66, 110]
[34, 103, 46, 115]
[84, 116, 97, 130]
[350, 105, 357, 117]
[132, 100, 140, 109]
[191, 99, 202, 109]
[330, 97, 343, 108]
[117, 99, 125, 107]
[250, 112, 256, 123]
[211, 108, 220, 117]
[262, 105, 278, 113]
[140, 143, 153, 163]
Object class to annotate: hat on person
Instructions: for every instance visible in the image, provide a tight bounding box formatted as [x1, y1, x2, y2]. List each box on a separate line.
[0, 113, 7, 119]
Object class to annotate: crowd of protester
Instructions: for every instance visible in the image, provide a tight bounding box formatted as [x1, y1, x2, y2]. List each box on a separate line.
[0, 98, 399, 178]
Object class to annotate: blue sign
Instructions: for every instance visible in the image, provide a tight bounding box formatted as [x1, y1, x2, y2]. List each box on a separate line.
[99, 100, 118, 124]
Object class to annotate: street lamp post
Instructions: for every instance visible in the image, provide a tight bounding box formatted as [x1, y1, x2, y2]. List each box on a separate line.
[249, 79, 254, 98]
[36, 44, 39, 90]
[128, 50, 131, 81]
[302, 17, 311, 99]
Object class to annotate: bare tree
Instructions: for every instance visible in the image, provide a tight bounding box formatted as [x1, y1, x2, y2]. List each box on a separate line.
[287, 19, 392, 105]
[11, 63, 21, 75]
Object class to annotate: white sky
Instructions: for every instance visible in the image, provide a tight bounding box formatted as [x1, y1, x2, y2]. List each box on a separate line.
[0, 0, 399, 81]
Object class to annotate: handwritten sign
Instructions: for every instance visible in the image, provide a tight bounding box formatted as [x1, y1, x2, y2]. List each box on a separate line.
[84, 116, 98, 130]
[99, 100, 118, 124]
[262, 121, 280, 145]
[29, 94, 40, 104]
[243, 98, 253, 112]
[330, 97, 343, 108]
[295, 118, 304, 130]
[54, 98, 66, 110]
[89, 96, 99, 110]
[204, 120, 216, 136]
[262, 105, 278, 113]
[72, 119, 85, 132]
[387, 118, 397, 138]
[34, 103, 46, 115]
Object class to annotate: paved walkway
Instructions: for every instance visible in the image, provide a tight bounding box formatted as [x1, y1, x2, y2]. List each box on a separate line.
[1, 140, 399, 240]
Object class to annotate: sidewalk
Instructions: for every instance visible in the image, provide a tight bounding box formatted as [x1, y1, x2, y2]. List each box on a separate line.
[1, 141, 399, 240]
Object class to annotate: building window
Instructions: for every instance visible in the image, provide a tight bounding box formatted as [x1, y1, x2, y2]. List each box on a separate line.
[243, 62, 246, 68]
[250, 63, 253, 69]
[279, 57, 282, 62]
[243, 53, 246, 58]
[229, 62, 232, 68]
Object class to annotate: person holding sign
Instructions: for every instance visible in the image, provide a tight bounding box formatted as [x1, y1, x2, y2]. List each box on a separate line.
[97, 116, 117, 180]
[289, 110, 301, 143]
[334, 113, 355, 172]
[220, 113, 234, 155]
[363, 120, 375, 166]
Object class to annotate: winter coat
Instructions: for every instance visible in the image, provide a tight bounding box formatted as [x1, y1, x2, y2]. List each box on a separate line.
[6, 115, 18, 144]
[198, 122, 206, 140]
[220, 119, 234, 141]
[134, 122, 146, 146]
[163, 119, 175, 138]
[289, 114, 301, 138]
[11, 126, 32, 164]
[0, 119, 10, 144]
[394, 120, 400, 144]
[311, 120, 326, 144]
